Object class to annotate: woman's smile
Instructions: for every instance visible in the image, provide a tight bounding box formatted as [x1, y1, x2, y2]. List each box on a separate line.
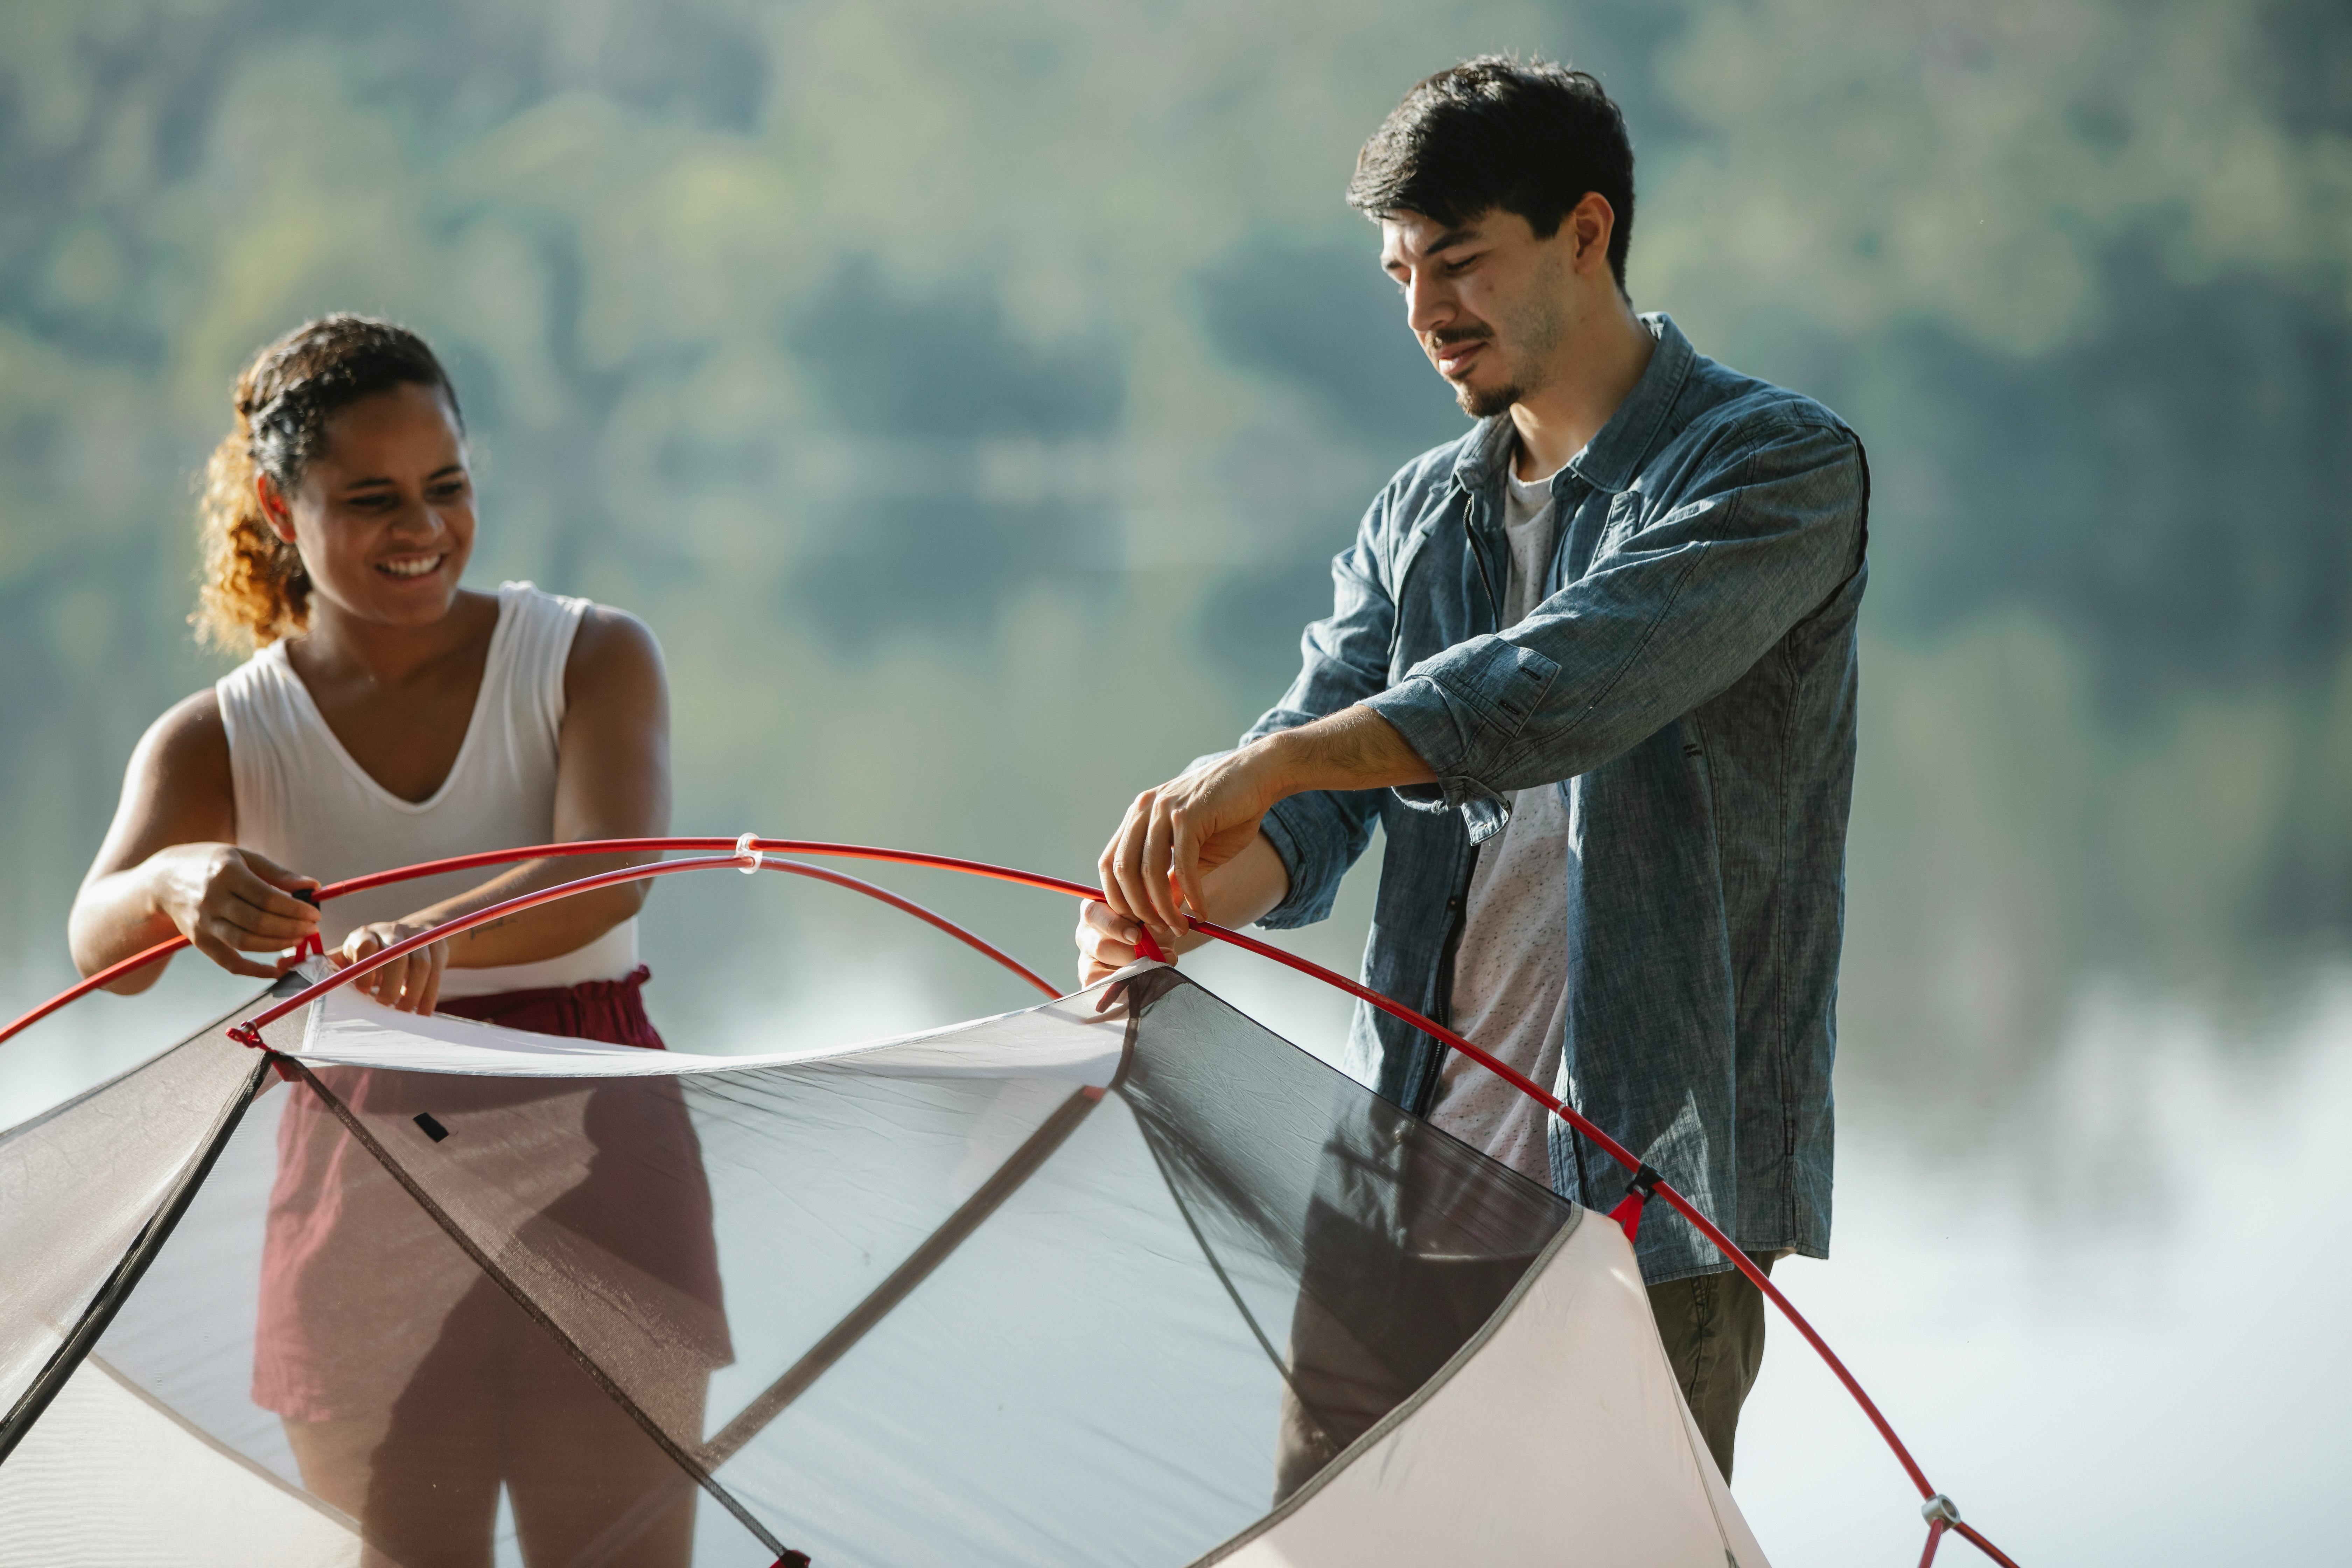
[376, 551, 447, 580]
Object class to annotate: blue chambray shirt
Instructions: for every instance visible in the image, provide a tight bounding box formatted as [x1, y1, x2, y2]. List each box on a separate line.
[1247, 315, 1868, 1286]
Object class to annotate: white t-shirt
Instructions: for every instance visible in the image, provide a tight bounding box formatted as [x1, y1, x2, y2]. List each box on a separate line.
[1425, 457, 1572, 1186]
[215, 581, 639, 998]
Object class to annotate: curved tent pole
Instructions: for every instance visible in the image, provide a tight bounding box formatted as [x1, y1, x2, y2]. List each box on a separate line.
[1, 835, 2020, 1567]
[0, 843, 1056, 1050]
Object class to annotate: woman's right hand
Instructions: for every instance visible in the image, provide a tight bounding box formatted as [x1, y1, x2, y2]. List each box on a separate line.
[147, 844, 321, 979]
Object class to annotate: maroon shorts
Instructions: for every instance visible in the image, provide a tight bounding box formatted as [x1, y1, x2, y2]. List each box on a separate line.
[253, 967, 729, 1422]
[435, 964, 670, 1047]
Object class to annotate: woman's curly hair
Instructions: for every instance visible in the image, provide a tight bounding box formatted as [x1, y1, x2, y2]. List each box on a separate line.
[194, 315, 462, 652]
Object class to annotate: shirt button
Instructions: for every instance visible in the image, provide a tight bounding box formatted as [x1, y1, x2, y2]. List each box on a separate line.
[1446, 896, 1463, 911]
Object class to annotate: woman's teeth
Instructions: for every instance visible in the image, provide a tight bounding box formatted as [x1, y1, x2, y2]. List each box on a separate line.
[378, 555, 442, 578]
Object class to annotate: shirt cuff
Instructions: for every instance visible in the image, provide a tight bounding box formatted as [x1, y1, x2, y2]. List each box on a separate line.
[1363, 637, 1559, 820]
[1253, 799, 1330, 929]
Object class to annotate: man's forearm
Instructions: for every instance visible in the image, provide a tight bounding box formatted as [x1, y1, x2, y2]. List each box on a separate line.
[1256, 705, 1435, 799]
[1189, 830, 1290, 934]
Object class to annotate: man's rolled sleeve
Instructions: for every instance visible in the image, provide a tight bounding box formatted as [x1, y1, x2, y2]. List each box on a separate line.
[1363, 638, 1563, 818]
[1253, 792, 1362, 928]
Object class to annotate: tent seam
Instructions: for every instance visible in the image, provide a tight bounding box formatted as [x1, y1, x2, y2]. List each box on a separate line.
[79, 1353, 363, 1533]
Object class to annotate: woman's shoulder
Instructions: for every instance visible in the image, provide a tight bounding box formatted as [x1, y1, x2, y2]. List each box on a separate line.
[561, 602, 665, 708]
[208, 635, 294, 732]
[131, 687, 232, 791]
[210, 635, 293, 699]
[487, 581, 663, 714]
[491, 581, 658, 664]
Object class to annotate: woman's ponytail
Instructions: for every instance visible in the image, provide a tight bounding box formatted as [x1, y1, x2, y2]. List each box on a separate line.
[192, 366, 310, 652]
[189, 315, 461, 653]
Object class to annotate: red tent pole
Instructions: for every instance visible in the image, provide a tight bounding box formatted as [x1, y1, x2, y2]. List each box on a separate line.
[2, 834, 2022, 1565]
[4, 838, 1062, 1051]
[221, 847, 1061, 1043]
[0, 937, 191, 1048]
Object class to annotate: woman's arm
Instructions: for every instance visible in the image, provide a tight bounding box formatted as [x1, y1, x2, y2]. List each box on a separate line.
[336, 607, 672, 1011]
[69, 692, 323, 993]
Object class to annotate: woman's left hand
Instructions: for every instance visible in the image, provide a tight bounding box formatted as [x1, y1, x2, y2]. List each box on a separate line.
[333, 919, 449, 1014]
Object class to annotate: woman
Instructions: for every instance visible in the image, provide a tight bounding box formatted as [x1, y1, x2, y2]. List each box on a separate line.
[69, 315, 724, 1567]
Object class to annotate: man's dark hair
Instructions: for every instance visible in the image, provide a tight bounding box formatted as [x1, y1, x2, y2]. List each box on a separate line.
[1347, 56, 1637, 291]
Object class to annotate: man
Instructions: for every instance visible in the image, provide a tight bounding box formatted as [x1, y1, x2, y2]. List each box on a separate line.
[1079, 57, 1867, 1481]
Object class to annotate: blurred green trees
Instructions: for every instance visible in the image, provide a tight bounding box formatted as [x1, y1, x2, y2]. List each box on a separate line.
[2, 0, 2347, 1117]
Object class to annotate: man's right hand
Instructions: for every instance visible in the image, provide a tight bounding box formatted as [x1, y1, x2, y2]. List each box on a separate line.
[148, 844, 321, 979]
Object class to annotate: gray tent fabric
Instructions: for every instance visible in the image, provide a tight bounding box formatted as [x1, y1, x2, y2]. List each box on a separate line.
[0, 964, 1768, 1567]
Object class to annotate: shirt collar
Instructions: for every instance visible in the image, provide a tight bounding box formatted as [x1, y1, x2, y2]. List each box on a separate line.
[1447, 312, 1696, 500]
[1449, 410, 1520, 498]
[1569, 313, 1693, 495]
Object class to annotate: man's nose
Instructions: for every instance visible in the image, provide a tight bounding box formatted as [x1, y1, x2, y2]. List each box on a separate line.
[1404, 269, 1452, 338]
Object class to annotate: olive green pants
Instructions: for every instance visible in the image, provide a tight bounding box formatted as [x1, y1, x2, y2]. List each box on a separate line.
[1647, 1251, 1776, 1483]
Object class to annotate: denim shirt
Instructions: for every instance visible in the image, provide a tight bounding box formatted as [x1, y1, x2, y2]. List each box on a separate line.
[1247, 315, 1868, 1286]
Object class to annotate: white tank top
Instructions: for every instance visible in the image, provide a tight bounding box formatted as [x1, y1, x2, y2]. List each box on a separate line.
[216, 580, 639, 999]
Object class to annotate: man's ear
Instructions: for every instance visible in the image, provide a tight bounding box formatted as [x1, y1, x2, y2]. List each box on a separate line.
[255, 473, 298, 544]
[1569, 192, 1617, 277]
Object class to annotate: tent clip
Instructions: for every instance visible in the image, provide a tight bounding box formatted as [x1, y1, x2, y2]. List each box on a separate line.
[1606, 1163, 1663, 1243]
[735, 832, 763, 874]
[1921, 1493, 1962, 1526]
[291, 886, 325, 960]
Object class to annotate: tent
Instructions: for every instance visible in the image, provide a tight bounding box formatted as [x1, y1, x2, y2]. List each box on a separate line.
[0, 838, 2015, 1567]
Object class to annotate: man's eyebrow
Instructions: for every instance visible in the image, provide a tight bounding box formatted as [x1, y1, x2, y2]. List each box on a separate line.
[1386, 225, 1484, 270]
[426, 464, 465, 482]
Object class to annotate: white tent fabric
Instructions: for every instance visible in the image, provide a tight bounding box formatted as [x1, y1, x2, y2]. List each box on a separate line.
[0, 963, 1772, 1567]
[296, 969, 1133, 1085]
[1207, 1214, 1769, 1568]
[0, 1356, 361, 1567]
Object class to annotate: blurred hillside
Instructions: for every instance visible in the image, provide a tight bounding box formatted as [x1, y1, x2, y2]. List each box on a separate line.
[2, 0, 2348, 1156]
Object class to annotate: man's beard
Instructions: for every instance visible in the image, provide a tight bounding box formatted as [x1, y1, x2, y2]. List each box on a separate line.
[1429, 330, 1522, 419]
[1441, 296, 1564, 420]
[1456, 378, 1522, 419]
